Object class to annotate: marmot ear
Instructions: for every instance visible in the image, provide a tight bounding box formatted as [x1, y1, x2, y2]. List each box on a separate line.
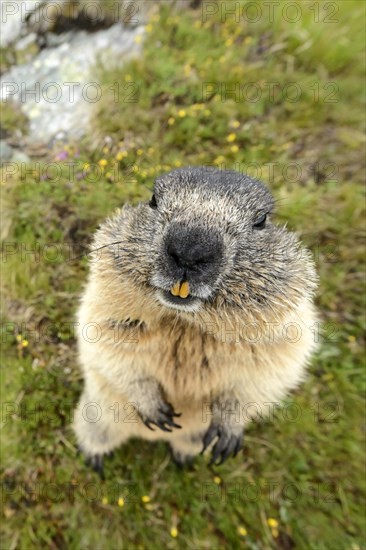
[149, 194, 158, 209]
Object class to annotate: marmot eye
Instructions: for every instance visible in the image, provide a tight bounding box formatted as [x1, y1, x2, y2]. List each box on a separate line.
[149, 194, 158, 209]
[253, 213, 267, 229]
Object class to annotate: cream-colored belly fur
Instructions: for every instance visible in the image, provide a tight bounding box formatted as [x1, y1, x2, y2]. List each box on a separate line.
[74, 278, 317, 459]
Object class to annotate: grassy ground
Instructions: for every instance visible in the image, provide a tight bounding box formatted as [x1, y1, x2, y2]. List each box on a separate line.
[1, 1, 365, 548]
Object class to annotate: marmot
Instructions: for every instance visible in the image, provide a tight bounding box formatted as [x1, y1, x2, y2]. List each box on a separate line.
[73, 167, 318, 473]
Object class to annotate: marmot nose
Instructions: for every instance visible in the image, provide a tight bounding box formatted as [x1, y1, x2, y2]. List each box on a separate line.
[166, 227, 222, 273]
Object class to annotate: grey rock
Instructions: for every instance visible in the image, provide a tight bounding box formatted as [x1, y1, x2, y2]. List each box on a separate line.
[44, 31, 75, 48]
[14, 32, 37, 51]
[0, 1, 39, 47]
[0, 22, 144, 141]
[26, 0, 67, 35]
[11, 150, 31, 163]
[0, 140, 14, 162]
[0, 1, 69, 47]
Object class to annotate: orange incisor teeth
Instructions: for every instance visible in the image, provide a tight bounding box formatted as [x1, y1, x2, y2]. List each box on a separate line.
[171, 281, 181, 296]
[179, 281, 190, 299]
[170, 281, 190, 298]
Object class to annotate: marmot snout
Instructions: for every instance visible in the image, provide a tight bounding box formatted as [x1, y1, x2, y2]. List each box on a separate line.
[73, 167, 318, 473]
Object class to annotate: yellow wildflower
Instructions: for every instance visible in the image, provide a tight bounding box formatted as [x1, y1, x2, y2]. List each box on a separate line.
[116, 151, 127, 161]
[101, 496, 108, 505]
[170, 527, 178, 538]
[168, 117, 175, 126]
[267, 518, 278, 528]
[141, 495, 151, 503]
[134, 35, 142, 44]
[137, 149, 144, 156]
[21, 340, 29, 348]
[145, 24, 153, 33]
[174, 160, 182, 167]
[237, 526, 247, 537]
[99, 159, 108, 167]
[118, 497, 125, 507]
[231, 145, 239, 153]
[225, 38, 234, 47]
[230, 120, 240, 129]
[16, 335, 22, 342]
[178, 109, 186, 118]
[213, 476, 221, 485]
[214, 155, 225, 165]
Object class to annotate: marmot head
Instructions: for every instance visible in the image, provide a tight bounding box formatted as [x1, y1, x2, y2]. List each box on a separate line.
[96, 167, 317, 325]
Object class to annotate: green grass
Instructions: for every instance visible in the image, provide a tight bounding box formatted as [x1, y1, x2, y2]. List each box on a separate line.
[0, 102, 29, 138]
[1, 1, 365, 548]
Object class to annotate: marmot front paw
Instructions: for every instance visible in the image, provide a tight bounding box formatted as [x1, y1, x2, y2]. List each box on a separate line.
[201, 422, 244, 465]
[139, 401, 182, 432]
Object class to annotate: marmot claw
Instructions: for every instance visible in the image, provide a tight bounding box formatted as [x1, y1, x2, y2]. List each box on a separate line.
[201, 423, 244, 465]
[141, 402, 182, 432]
[85, 453, 105, 479]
